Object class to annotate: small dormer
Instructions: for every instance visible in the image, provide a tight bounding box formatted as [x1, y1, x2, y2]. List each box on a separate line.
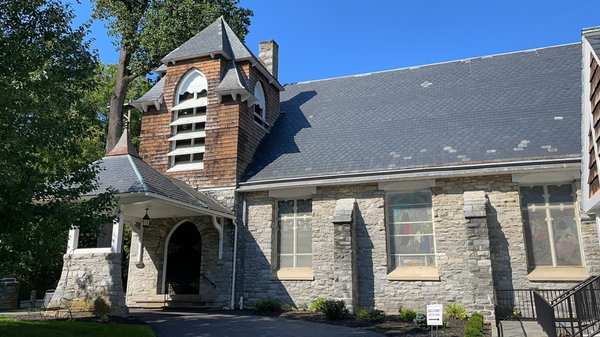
[134, 17, 284, 190]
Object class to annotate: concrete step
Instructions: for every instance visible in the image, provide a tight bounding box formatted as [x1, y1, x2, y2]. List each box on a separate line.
[498, 321, 548, 337]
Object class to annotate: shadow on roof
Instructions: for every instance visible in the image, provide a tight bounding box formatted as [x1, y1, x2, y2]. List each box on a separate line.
[243, 90, 317, 181]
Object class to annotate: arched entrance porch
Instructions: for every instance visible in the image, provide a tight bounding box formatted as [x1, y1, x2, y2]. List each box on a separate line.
[164, 221, 202, 295]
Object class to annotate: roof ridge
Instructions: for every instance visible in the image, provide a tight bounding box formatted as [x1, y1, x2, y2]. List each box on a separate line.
[219, 16, 232, 59]
[127, 155, 148, 192]
[287, 42, 580, 86]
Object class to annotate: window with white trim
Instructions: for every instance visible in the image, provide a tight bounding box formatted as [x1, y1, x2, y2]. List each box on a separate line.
[386, 191, 436, 268]
[520, 184, 583, 268]
[276, 199, 312, 269]
[252, 81, 269, 130]
[254, 81, 266, 120]
[168, 69, 208, 171]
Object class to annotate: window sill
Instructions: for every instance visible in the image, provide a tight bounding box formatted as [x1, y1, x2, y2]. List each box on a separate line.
[387, 267, 440, 281]
[271, 268, 314, 281]
[527, 267, 589, 282]
[166, 162, 204, 173]
[253, 116, 270, 132]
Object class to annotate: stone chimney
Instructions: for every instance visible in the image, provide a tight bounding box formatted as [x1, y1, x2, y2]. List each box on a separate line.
[259, 40, 278, 79]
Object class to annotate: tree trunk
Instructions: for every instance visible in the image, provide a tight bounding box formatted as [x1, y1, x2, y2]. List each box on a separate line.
[105, 47, 134, 153]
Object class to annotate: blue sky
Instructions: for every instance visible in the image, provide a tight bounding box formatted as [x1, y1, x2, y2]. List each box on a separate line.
[72, 0, 598, 85]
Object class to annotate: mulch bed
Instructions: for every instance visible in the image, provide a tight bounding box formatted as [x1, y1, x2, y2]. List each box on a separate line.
[278, 311, 492, 337]
[8, 308, 493, 336]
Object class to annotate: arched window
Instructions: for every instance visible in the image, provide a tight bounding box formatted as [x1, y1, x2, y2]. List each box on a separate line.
[254, 81, 266, 121]
[167, 69, 208, 171]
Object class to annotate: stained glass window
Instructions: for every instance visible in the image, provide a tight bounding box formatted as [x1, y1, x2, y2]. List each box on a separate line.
[520, 184, 582, 268]
[277, 199, 312, 269]
[386, 191, 435, 268]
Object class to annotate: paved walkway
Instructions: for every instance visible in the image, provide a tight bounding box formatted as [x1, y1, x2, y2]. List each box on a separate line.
[496, 321, 548, 337]
[131, 309, 384, 337]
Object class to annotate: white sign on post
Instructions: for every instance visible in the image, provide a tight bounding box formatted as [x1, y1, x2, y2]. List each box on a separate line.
[426, 304, 443, 326]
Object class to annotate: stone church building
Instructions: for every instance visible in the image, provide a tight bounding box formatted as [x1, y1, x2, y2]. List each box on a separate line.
[51, 18, 600, 321]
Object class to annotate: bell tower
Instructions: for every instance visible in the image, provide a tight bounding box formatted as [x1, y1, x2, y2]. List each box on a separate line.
[132, 17, 283, 194]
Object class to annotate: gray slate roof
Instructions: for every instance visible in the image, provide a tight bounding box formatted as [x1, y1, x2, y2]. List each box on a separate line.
[154, 64, 167, 74]
[586, 31, 600, 57]
[161, 17, 252, 64]
[244, 43, 582, 183]
[216, 59, 250, 92]
[87, 155, 232, 216]
[133, 77, 164, 103]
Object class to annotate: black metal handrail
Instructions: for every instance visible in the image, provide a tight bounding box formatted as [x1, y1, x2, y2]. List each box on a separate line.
[200, 273, 217, 289]
[495, 288, 567, 320]
[534, 291, 558, 337]
[549, 275, 600, 337]
[551, 276, 597, 306]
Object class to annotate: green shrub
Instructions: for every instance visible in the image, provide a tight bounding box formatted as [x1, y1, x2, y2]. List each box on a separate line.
[465, 326, 484, 337]
[445, 302, 468, 320]
[356, 308, 386, 322]
[254, 299, 282, 313]
[399, 307, 417, 322]
[464, 312, 485, 337]
[414, 312, 427, 326]
[93, 297, 110, 321]
[323, 300, 349, 320]
[309, 297, 328, 313]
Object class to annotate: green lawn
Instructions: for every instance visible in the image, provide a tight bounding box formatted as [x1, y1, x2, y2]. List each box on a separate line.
[0, 316, 155, 337]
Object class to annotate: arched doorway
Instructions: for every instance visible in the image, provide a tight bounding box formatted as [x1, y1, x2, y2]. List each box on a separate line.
[165, 221, 202, 294]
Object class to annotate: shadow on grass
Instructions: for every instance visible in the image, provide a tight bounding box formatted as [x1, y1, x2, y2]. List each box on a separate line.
[0, 316, 155, 337]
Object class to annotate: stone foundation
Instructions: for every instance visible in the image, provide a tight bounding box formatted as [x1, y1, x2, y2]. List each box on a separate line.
[0, 278, 20, 309]
[49, 252, 127, 316]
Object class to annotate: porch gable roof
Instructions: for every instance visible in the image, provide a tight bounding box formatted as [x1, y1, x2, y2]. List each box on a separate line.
[86, 154, 232, 217]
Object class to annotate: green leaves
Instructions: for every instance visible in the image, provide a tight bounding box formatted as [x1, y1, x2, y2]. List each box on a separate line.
[0, 0, 116, 293]
[93, 0, 253, 78]
[89, 62, 153, 149]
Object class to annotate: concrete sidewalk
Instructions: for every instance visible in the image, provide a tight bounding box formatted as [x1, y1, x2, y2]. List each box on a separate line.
[131, 309, 384, 337]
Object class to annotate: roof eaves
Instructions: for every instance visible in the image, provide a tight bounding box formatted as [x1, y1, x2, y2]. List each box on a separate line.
[239, 158, 581, 192]
[144, 191, 234, 219]
[238, 56, 285, 91]
[131, 93, 164, 113]
[161, 50, 230, 65]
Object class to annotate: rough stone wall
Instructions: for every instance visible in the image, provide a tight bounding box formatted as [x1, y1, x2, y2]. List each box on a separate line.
[464, 205, 495, 318]
[49, 252, 126, 316]
[333, 221, 356, 311]
[0, 278, 19, 309]
[126, 215, 234, 308]
[240, 175, 600, 317]
[202, 188, 236, 211]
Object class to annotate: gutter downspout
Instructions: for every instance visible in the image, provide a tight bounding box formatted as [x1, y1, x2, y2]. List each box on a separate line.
[230, 195, 244, 310]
